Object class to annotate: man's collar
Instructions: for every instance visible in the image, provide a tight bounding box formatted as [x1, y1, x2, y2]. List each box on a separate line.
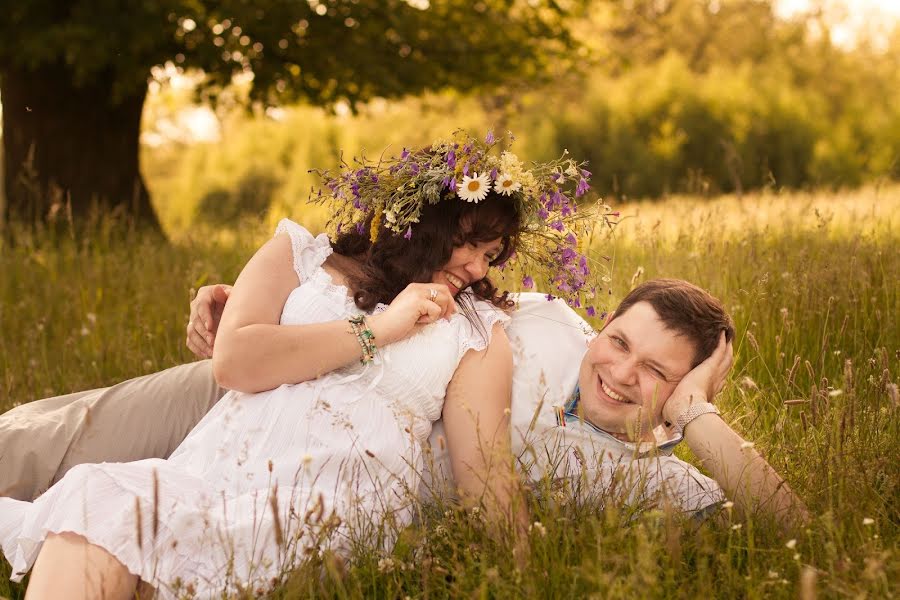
[557, 385, 683, 457]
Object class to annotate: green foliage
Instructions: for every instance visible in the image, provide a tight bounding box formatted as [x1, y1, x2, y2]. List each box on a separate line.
[548, 55, 825, 197]
[539, 0, 900, 198]
[0, 0, 580, 106]
[1, 188, 897, 598]
[142, 95, 492, 233]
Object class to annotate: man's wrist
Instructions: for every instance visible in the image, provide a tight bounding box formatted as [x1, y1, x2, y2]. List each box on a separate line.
[672, 402, 720, 436]
[662, 391, 709, 426]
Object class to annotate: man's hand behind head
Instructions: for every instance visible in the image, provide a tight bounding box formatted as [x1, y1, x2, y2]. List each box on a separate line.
[661, 331, 734, 425]
[186, 284, 232, 359]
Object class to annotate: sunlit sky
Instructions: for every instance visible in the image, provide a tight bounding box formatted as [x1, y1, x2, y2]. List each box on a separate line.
[776, 0, 900, 47]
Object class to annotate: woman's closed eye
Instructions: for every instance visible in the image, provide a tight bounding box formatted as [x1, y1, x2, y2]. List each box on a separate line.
[466, 241, 502, 263]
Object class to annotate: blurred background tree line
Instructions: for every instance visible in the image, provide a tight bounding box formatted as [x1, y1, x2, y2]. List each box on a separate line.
[2, 0, 898, 235]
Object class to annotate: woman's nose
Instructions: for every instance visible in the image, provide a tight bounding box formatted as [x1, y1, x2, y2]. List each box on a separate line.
[465, 255, 490, 281]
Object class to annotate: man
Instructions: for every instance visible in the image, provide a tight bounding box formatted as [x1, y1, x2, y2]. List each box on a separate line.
[0, 280, 805, 526]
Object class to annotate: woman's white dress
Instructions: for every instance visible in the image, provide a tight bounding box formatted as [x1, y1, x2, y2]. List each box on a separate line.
[0, 220, 506, 598]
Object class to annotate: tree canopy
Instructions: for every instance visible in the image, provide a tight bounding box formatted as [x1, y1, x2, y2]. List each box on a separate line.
[0, 0, 582, 230]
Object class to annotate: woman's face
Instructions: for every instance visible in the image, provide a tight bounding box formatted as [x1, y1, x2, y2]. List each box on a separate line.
[431, 238, 504, 295]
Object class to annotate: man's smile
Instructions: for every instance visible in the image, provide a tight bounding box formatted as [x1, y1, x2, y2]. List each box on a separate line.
[598, 375, 634, 405]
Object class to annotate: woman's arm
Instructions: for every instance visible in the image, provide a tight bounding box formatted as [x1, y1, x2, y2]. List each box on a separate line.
[213, 234, 454, 393]
[441, 324, 527, 531]
[662, 336, 809, 530]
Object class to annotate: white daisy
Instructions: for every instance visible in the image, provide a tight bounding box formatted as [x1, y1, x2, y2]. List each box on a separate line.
[457, 172, 491, 203]
[494, 172, 521, 196]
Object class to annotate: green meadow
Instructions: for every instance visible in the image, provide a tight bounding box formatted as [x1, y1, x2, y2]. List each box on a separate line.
[1, 185, 896, 598]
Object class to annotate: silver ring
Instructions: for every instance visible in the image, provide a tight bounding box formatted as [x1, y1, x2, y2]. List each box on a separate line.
[428, 288, 438, 302]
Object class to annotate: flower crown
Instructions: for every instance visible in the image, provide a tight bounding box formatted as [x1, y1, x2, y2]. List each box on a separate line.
[310, 130, 613, 314]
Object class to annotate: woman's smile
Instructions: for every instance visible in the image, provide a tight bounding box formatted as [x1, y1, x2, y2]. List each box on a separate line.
[443, 271, 466, 292]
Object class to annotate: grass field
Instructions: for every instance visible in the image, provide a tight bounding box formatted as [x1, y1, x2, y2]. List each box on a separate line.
[1, 186, 897, 598]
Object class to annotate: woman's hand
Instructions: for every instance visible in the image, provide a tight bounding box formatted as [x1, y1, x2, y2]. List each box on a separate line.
[368, 283, 456, 345]
[661, 332, 733, 425]
[186, 284, 232, 358]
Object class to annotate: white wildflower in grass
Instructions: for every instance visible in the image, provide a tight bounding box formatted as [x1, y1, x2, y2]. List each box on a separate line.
[740, 441, 755, 449]
[862, 517, 875, 525]
[722, 501, 734, 509]
[457, 172, 491, 203]
[768, 570, 779, 579]
[493, 172, 521, 195]
[530, 521, 547, 537]
[887, 383, 899, 407]
[828, 388, 844, 397]
[377, 557, 396, 573]
[786, 539, 797, 549]
[732, 523, 742, 531]
[794, 553, 802, 561]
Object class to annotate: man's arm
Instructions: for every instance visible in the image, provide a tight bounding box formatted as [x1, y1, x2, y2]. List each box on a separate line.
[662, 335, 809, 530]
[187, 284, 232, 358]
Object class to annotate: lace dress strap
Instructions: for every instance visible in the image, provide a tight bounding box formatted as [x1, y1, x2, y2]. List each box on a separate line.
[274, 218, 334, 282]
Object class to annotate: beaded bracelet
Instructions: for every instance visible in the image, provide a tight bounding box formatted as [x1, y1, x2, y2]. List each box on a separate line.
[348, 315, 377, 364]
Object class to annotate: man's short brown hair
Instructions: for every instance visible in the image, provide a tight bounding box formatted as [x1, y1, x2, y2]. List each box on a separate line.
[609, 278, 735, 367]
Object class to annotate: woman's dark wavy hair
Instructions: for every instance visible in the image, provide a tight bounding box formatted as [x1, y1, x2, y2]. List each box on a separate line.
[332, 190, 521, 329]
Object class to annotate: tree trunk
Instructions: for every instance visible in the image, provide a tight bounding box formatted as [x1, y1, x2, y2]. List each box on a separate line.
[1, 61, 162, 232]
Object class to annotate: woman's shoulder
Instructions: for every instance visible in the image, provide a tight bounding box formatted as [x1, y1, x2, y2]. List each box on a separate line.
[274, 218, 334, 281]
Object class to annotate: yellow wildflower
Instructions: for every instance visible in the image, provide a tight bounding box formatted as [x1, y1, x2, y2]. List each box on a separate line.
[370, 206, 383, 242]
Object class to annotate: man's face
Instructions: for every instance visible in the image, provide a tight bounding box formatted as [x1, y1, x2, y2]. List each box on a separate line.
[577, 301, 697, 437]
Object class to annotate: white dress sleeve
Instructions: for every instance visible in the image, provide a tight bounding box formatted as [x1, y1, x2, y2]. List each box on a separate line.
[274, 218, 334, 282]
[455, 296, 512, 361]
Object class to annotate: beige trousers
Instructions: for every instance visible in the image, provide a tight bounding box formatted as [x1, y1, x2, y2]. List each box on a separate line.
[0, 360, 226, 501]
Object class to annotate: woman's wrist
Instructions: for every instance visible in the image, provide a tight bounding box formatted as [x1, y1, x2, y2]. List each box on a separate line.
[365, 313, 399, 347]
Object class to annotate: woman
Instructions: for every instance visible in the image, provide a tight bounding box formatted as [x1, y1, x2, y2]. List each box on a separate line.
[0, 133, 597, 599]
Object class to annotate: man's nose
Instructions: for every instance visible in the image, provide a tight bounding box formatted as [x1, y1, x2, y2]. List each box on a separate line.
[609, 357, 638, 386]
